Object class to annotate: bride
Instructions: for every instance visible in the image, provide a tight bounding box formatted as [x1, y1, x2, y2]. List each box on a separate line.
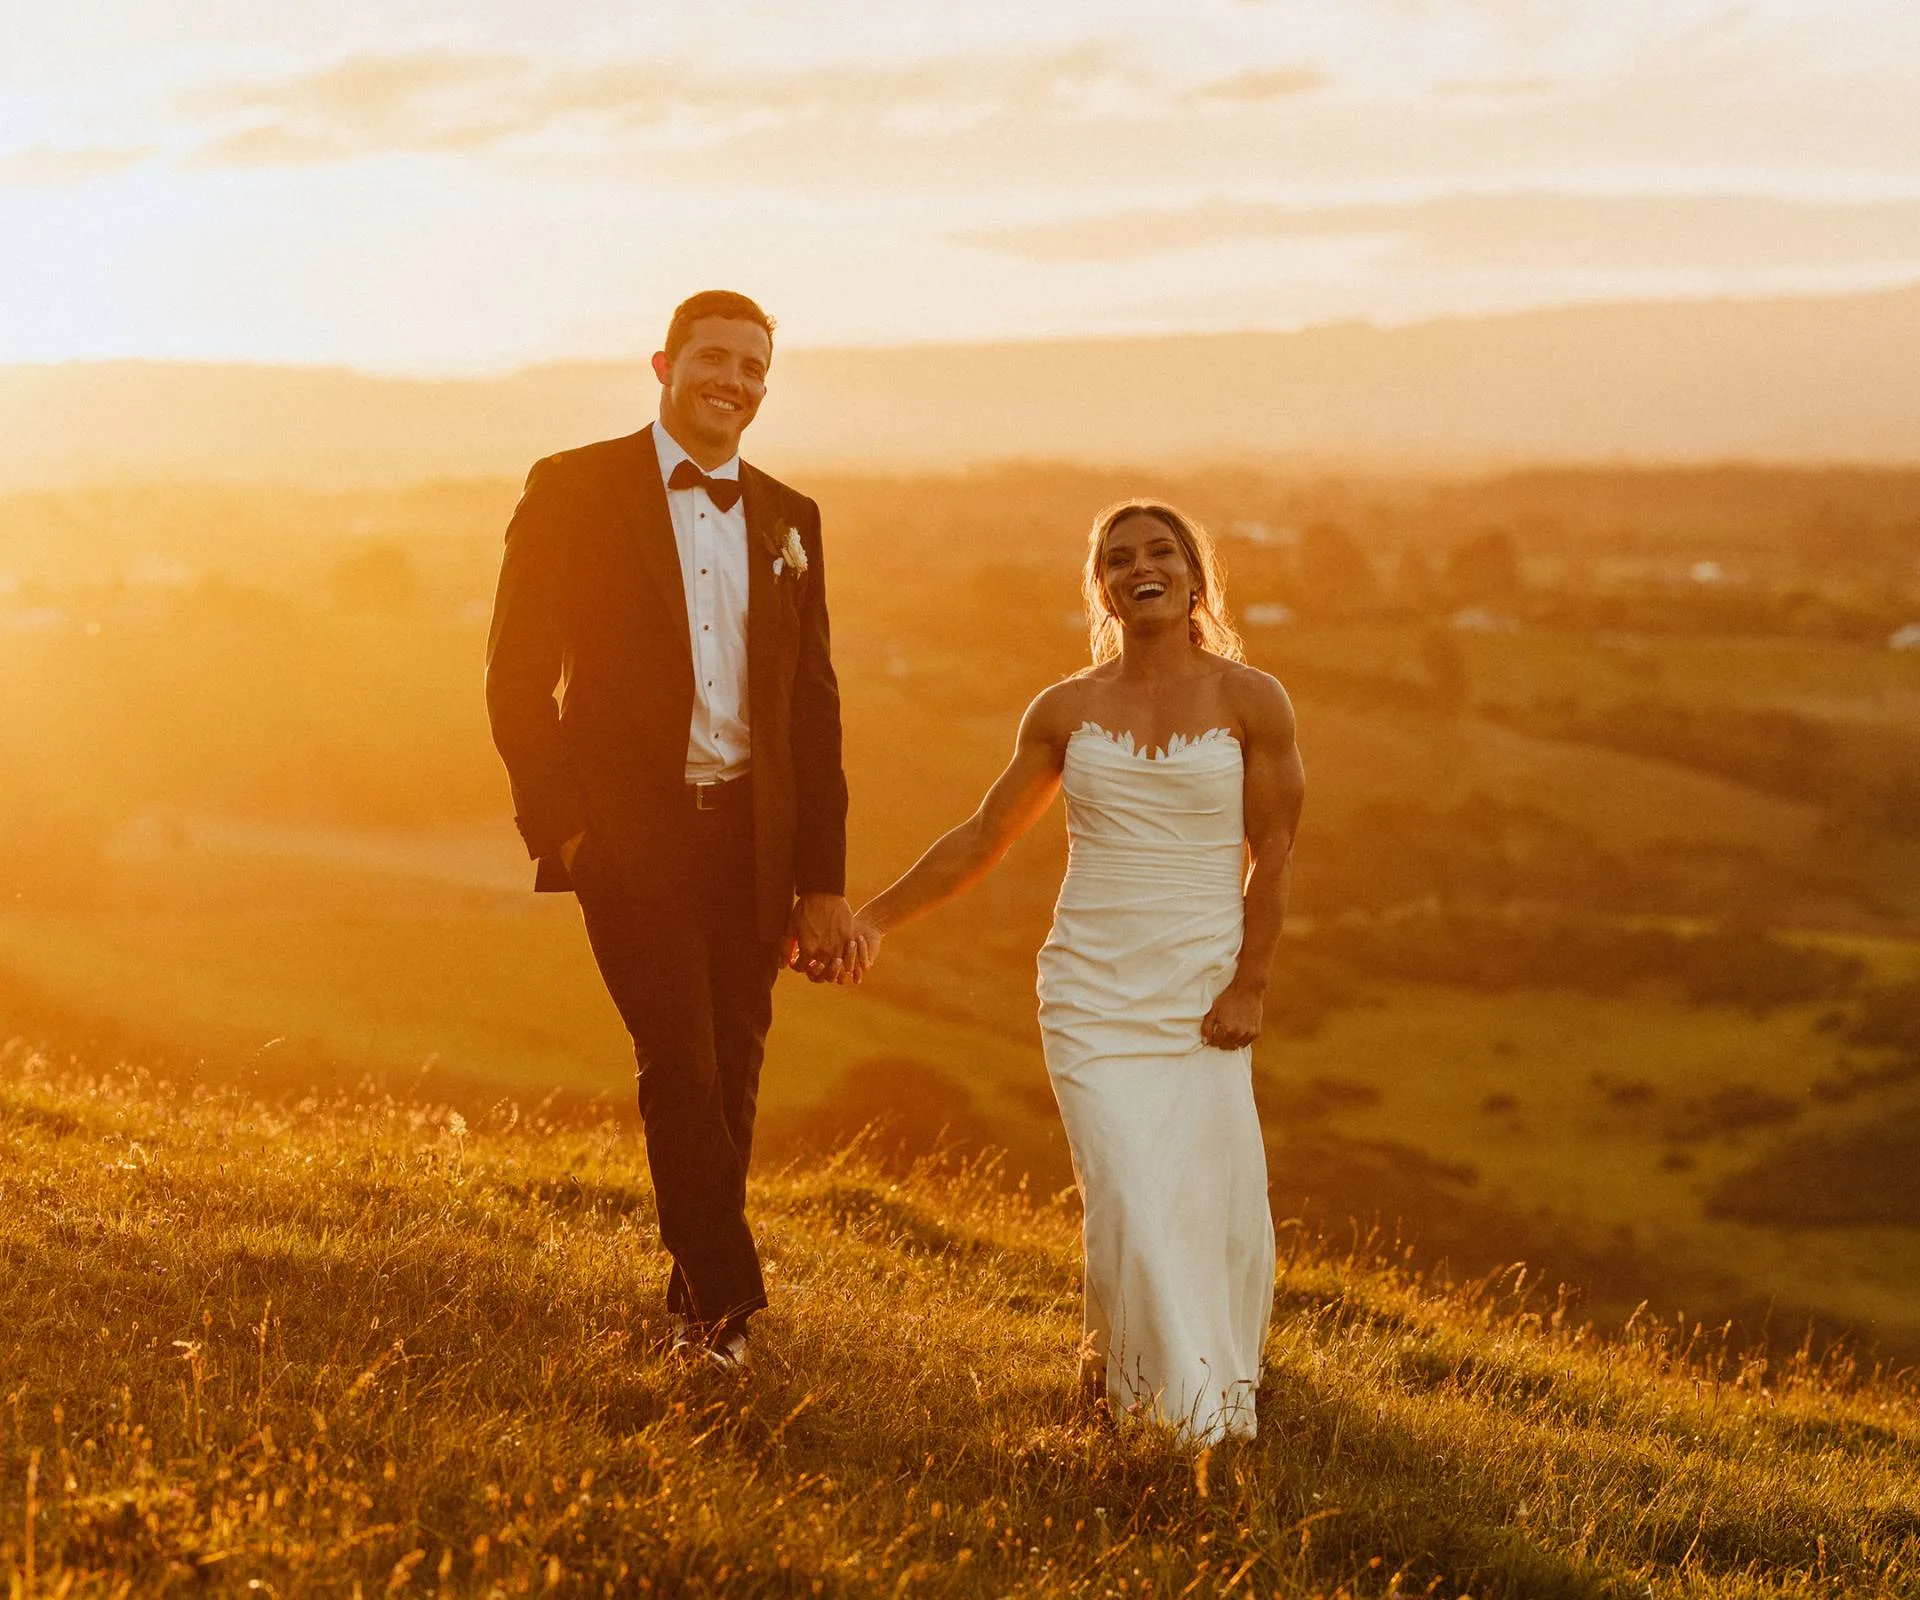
[849, 498, 1305, 1441]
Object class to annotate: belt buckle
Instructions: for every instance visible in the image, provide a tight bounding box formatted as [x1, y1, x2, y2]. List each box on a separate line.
[692, 780, 722, 812]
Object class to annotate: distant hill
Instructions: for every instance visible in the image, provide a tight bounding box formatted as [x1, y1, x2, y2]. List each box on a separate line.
[4, 284, 1919, 486]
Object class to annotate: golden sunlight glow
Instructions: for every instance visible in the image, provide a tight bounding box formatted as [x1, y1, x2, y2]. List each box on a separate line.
[4, 13, 1920, 1594]
[5, 1, 1920, 371]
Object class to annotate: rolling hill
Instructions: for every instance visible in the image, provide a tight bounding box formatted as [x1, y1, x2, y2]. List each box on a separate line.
[3, 283, 1919, 488]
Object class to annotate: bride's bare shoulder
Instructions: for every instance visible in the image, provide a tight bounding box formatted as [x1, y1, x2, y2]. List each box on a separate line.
[1220, 660, 1297, 742]
[1020, 671, 1106, 744]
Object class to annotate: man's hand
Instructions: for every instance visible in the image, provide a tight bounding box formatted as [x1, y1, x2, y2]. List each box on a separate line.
[787, 893, 858, 984]
[1200, 981, 1265, 1051]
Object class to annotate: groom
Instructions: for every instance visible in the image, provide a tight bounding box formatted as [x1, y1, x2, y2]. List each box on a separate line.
[485, 290, 854, 1372]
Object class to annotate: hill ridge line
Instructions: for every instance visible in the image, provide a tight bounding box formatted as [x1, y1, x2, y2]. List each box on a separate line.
[5, 283, 1920, 486]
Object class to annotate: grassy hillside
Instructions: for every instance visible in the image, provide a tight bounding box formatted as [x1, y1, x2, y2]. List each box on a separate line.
[6, 461, 1920, 1421]
[9, 880, 1920, 1358]
[4, 1042, 1920, 1597]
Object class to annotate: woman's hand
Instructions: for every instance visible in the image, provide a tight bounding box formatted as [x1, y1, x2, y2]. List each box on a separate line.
[1201, 981, 1264, 1050]
[837, 908, 886, 985]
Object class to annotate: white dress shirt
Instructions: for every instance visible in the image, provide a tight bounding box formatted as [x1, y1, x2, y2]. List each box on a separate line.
[652, 423, 751, 782]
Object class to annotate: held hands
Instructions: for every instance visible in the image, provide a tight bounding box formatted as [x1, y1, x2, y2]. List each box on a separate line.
[1200, 980, 1264, 1051]
[563, 840, 878, 986]
[784, 897, 887, 986]
[786, 893, 862, 984]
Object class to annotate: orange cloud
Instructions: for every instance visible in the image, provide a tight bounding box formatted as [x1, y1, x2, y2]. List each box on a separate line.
[176, 46, 1331, 167]
[200, 48, 520, 123]
[182, 49, 540, 162]
[1433, 77, 1558, 98]
[1180, 66, 1328, 105]
[0, 143, 150, 187]
[959, 192, 1920, 273]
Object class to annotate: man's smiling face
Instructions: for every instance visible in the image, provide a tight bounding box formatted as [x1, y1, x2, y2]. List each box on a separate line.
[652, 316, 771, 464]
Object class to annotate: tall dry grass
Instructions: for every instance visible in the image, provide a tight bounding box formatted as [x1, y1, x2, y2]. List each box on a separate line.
[2, 1034, 1918, 1598]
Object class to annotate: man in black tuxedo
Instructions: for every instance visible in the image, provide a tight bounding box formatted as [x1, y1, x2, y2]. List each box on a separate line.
[485, 290, 854, 1371]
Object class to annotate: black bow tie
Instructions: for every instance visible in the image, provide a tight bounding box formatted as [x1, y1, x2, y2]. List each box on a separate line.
[667, 458, 743, 512]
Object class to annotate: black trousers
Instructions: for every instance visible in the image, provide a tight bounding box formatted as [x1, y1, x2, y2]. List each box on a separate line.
[574, 789, 781, 1327]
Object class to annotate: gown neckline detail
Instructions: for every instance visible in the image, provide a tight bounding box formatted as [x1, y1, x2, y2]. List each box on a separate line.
[1071, 721, 1241, 763]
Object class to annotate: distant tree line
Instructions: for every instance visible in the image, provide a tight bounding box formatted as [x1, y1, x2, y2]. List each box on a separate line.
[1485, 700, 1920, 839]
[1289, 907, 1861, 1014]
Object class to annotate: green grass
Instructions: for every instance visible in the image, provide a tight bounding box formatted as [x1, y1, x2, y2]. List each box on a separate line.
[1266, 985, 1920, 1349]
[0, 899, 628, 1098]
[0, 893, 1042, 1135]
[4, 1040, 1920, 1597]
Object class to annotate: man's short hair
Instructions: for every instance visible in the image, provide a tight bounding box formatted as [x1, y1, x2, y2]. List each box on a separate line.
[663, 291, 776, 364]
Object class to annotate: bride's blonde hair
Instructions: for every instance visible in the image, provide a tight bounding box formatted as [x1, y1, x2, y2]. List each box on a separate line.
[1082, 498, 1244, 666]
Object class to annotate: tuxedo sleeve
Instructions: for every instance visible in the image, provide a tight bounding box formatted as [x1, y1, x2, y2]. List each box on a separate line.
[789, 495, 849, 896]
[485, 457, 590, 861]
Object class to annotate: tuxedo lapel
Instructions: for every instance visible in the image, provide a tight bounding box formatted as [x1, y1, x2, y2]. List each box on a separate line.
[617, 425, 691, 655]
[742, 463, 779, 728]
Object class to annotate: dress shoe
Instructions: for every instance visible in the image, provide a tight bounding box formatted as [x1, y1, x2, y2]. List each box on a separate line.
[703, 1326, 750, 1376]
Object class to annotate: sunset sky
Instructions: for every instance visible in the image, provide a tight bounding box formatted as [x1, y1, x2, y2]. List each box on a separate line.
[6, 0, 1920, 373]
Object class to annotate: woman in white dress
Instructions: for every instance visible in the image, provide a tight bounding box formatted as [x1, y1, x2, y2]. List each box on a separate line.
[849, 499, 1306, 1442]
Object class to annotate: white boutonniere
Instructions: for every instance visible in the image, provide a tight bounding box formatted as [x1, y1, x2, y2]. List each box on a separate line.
[771, 522, 809, 578]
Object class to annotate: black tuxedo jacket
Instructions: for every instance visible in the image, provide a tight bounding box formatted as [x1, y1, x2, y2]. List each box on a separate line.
[485, 424, 848, 942]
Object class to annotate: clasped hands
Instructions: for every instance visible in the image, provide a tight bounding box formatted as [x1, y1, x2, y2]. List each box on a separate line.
[785, 894, 884, 985]
[560, 832, 882, 987]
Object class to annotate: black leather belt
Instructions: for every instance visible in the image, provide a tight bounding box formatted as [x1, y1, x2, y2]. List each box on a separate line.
[688, 774, 751, 813]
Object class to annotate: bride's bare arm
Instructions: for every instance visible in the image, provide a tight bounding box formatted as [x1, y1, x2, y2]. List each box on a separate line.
[1201, 673, 1306, 1049]
[854, 692, 1071, 950]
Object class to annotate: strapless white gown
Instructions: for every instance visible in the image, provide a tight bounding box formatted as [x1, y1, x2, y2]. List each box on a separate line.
[1037, 723, 1275, 1442]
